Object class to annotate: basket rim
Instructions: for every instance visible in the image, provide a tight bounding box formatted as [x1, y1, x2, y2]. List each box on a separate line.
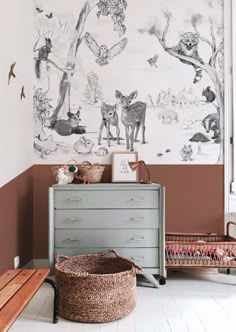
[55, 266, 136, 278]
[55, 251, 143, 277]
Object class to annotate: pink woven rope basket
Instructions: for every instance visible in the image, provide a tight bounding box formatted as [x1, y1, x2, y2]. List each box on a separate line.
[77, 161, 105, 183]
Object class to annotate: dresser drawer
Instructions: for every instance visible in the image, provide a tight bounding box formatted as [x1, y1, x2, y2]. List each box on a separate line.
[55, 209, 159, 229]
[55, 229, 158, 248]
[54, 190, 159, 209]
[55, 248, 159, 268]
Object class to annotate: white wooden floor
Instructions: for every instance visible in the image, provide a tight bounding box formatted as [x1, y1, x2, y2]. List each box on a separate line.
[9, 270, 236, 332]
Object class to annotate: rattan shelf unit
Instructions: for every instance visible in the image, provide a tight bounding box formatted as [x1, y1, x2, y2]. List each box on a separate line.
[166, 222, 236, 269]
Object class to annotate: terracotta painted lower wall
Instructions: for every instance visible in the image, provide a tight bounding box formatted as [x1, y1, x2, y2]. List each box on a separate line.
[33, 164, 224, 259]
[0, 167, 33, 274]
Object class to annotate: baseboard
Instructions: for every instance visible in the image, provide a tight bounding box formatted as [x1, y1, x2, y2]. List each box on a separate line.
[23, 260, 34, 268]
[24, 259, 49, 269]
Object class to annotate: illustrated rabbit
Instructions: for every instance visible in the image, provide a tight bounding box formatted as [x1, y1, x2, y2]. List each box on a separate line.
[74, 136, 94, 154]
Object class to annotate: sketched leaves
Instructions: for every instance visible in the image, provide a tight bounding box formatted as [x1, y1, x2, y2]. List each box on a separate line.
[97, 0, 127, 36]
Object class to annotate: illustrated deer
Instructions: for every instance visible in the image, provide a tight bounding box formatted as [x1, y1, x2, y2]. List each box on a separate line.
[98, 102, 120, 146]
[115, 90, 146, 151]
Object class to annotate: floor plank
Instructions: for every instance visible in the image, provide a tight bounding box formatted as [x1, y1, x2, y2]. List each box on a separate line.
[8, 271, 236, 332]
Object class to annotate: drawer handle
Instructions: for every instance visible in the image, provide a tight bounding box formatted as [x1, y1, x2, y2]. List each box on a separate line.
[130, 237, 145, 241]
[129, 217, 144, 222]
[130, 256, 145, 261]
[65, 218, 81, 222]
[64, 238, 80, 242]
[67, 198, 82, 201]
[129, 198, 144, 203]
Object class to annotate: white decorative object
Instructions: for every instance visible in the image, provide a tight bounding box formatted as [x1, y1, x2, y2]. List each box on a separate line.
[57, 167, 74, 184]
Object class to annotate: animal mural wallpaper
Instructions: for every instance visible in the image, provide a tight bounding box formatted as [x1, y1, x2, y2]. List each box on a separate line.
[33, 0, 224, 164]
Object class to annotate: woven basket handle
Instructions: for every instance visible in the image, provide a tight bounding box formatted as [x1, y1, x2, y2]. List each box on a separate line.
[55, 254, 71, 264]
[82, 161, 92, 167]
[100, 248, 120, 257]
[100, 249, 143, 275]
[130, 261, 144, 275]
[81, 161, 101, 169]
[67, 159, 78, 165]
[55, 255, 89, 277]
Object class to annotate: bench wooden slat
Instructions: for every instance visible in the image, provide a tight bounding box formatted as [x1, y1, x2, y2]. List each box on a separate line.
[0, 270, 22, 291]
[0, 269, 36, 310]
[0, 269, 50, 332]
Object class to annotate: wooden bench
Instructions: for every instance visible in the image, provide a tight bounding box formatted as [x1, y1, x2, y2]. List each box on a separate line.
[0, 269, 59, 332]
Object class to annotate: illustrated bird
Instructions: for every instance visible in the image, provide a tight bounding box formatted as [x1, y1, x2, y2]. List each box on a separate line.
[85, 32, 127, 66]
[36, 7, 43, 13]
[147, 54, 159, 68]
[8, 62, 16, 85]
[20, 86, 26, 100]
[46, 12, 53, 19]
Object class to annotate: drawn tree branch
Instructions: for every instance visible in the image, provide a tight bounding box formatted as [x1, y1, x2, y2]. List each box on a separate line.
[48, 1, 97, 127]
[191, 15, 214, 50]
[139, 10, 224, 163]
[33, 27, 49, 52]
[48, 0, 127, 127]
[46, 59, 75, 74]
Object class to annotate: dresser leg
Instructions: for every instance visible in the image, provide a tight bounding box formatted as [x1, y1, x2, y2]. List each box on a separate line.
[144, 274, 159, 288]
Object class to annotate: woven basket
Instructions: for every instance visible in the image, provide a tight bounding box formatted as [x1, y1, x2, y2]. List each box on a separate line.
[55, 249, 143, 323]
[77, 161, 105, 183]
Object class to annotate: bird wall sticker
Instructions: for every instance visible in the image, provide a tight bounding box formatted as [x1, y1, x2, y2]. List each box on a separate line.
[36, 7, 43, 14]
[85, 32, 127, 66]
[8, 62, 16, 85]
[147, 54, 159, 68]
[20, 86, 26, 100]
[46, 12, 53, 19]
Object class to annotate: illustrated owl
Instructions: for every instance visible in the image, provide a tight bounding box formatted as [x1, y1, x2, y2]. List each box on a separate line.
[85, 32, 128, 66]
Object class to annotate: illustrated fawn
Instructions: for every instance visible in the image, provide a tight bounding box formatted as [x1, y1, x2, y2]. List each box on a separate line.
[98, 102, 120, 146]
[115, 90, 146, 151]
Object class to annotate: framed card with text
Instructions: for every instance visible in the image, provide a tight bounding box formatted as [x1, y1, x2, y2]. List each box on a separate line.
[112, 151, 139, 183]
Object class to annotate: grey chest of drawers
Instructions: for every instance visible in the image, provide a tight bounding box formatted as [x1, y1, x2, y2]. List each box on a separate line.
[49, 183, 166, 287]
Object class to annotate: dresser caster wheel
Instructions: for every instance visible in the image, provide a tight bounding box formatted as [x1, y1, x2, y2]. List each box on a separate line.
[159, 277, 166, 285]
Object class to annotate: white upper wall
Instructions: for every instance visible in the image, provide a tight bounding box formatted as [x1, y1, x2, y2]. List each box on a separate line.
[0, 0, 34, 187]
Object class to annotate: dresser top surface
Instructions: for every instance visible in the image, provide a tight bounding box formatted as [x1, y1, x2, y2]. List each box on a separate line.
[51, 183, 162, 191]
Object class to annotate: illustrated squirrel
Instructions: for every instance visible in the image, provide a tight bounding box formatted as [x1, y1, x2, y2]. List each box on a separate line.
[180, 145, 193, 161]
[202, 86, 216, 103]
[35, 38, 52, 79]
